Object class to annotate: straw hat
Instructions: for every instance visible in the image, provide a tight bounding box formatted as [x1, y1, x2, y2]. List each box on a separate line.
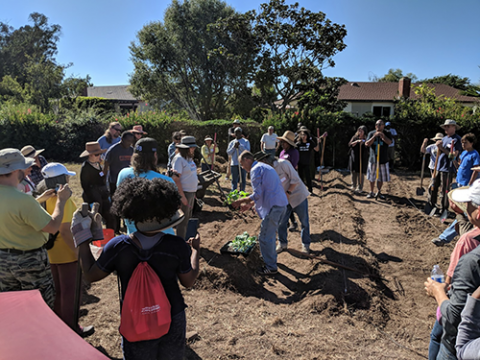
[204, 135, 213, 141]
[176, 136, 198, 149]
[430, 133, 444, 141]
[80, 142, 107, 157]
[440, 119, 461, 130]
[131, 125, 148, 134]
[277, 130, 297, 147]
[21, 145, 44, 158]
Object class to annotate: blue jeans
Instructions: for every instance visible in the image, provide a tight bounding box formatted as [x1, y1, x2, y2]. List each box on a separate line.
[230, 165, 246, 192]
[258, 205, 286, 271]
[122, 310, 186, 360]
[278, 199, 311, 246]
[439, 220, 458, 243]
[436, 343, 457, 360]
[428, 319, 443, 360]
[264, 148, 276, 160]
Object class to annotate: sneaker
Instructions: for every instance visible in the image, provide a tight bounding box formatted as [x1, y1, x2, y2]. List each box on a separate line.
[375, 192, 385, 200]
[78, 325, 95, 338]
[350, 185, 355, 190]
[288, 222, 298, 232]
[276, 243, 288, 253]
[257, 266, 278, 276]
[301, 244, 310, 254]
[366, 192, 374, 199]
[431, 237, 446, 247]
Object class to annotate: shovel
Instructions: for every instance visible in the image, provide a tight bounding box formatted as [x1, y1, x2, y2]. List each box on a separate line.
[374, 142, 380, 199]
[416, 153, 426, 196]
[425, 147, 441, 216]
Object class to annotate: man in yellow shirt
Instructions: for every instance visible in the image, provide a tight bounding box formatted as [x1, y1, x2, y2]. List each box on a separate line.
[0, 149, 72, 308]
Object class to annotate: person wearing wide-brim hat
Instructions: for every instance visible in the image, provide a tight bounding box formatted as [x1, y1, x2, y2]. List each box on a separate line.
[200, 135, 219, 172]
[21, 145, 48, 186]
[79, 142, 115, 231]
[131, 125, 148, 142]
[0, 148, 72, 310]
[421, 133, 444, 176]
[172, 136, 199, 239]
[428, 119, 463, 215]
[72, 176, 201, 357]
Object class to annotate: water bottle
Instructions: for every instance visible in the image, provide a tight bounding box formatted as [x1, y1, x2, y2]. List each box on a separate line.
[431, 265, 445, 283]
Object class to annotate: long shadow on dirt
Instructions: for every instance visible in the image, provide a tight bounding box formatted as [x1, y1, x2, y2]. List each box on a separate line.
[199, 245, 395, 312]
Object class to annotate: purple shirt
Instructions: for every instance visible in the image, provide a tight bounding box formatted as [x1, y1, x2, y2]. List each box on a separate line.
[279, 147, 299, 169]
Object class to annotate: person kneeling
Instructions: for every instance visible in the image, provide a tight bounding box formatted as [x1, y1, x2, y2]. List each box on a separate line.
[72, 177, 200, 360]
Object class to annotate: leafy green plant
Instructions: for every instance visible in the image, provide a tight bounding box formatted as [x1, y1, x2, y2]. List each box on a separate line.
[230, 231, 256, 252]
[224, 190, 249, 206]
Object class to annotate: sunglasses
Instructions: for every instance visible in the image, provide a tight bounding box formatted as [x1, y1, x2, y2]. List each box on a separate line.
[113, 127, 122, 132]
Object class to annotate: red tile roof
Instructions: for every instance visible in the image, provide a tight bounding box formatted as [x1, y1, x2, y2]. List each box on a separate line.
[338, 82, 478, 103]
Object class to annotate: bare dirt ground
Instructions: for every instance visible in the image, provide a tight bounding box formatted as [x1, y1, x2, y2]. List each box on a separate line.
[71, 168, 456, 359]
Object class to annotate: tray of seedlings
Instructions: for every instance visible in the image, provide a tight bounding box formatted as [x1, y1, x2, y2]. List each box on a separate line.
[220, 231, 257, 256]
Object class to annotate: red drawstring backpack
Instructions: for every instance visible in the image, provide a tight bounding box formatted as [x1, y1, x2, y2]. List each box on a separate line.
[119, 261, 172, 342]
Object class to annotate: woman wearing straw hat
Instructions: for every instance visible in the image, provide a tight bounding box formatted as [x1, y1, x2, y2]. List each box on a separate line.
[131, 125, 148, 143]
[79, 142, 115, 230]
[172, 136, 199, 239]
[200, 135, 219, 172]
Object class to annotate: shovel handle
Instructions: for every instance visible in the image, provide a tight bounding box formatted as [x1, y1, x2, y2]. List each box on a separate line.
[420, 153, 426, 187]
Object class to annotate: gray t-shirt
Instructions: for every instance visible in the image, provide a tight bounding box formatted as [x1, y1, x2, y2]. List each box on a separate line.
[104, 142, 133, 184]
[273, 159, 309, 208]
[172, 154, 198, 193]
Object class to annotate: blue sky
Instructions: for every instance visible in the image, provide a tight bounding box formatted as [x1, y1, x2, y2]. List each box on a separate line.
[2, 0, 479, 86]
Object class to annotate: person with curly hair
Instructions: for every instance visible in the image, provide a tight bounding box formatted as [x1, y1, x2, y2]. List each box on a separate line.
[73, 177, 201, 360]
[116, 137, 177, 235]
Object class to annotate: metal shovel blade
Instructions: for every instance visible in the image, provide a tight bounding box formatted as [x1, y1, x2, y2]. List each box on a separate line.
[424, 201, 436, 216]
[440, 209, 449, 222]
[416, 187, 425, 196]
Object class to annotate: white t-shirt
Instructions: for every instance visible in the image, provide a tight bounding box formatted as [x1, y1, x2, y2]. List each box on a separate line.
[172, 154, 198, 193]
[261, 133, 278, 150]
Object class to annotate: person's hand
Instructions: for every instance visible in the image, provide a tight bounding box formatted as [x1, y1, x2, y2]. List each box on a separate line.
[472, 286, 480, 299]
[187, 233, 200, 251]
[436, 140, 443, 148]
[181, 195, 188, 206]
[240, 202, 253, 212]
[231, 199, 241, 209]
[89, 203, 104, 240]
[423, 138, 429, 145]
[57, 184, 72, 202]
[234, 141, 240, 148]
[424, 277, 448, 298]
[35, 189, 56, 203]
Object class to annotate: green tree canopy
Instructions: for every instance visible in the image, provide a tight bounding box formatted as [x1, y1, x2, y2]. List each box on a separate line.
[129, 0, 256, 120]
[373, 68, 418, 83]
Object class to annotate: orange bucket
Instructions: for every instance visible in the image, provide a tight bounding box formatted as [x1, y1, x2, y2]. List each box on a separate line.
[93, 228, 115, 247]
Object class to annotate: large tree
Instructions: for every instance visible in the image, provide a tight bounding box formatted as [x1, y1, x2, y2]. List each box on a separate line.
[215, 0, 347, 112]
[129, 0, 256, 120]
[0, 13, 68, 110]
[374, 68, 418, 83]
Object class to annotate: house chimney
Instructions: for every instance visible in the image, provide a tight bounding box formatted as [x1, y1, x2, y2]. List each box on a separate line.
[398, 77, 411, 99]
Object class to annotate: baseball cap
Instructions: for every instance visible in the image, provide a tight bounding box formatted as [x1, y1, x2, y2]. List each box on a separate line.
[42, 163, 76, 179]
[268, 126, 274, 130]
[451, 179, 480, 207]
[234, 127, 243, 133]
[385, 122, 391, 126]
[134, 137, 158, 153]
[233, 119, 241, 124]
[0, 148, 35, 175]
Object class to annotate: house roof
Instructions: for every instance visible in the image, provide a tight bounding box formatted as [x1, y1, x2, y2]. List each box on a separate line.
[338, 82, 478, 103]
[86, 85, 138, 101]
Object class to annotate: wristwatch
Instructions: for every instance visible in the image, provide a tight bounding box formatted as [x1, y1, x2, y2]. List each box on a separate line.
[286, 190, 292, 195]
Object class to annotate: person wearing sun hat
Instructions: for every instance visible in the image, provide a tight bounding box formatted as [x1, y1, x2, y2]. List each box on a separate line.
[425, 178, 480, 359]
[79, 142, 114, 230]
[117, 137, 177, 235]
[40, 162, 95, 337]
[131, 125, 148, 143]
[21, 145, 48, 186]
[429, 119, 463, 215]
[0, 148, 72, 310]
[172, 136, 199, 239]
[421, 133, 444, 177]
[72, 176, 200, 358]
[200, 135, 219, 172]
